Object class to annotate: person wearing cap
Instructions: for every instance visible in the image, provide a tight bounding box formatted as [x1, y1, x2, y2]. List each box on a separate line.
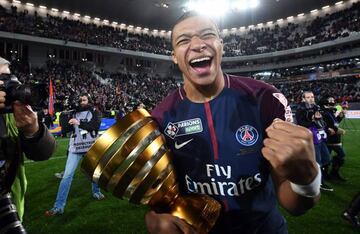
[0, 57, 56, 227]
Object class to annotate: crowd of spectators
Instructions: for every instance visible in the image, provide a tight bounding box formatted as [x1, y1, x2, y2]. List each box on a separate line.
[274, 77, 360, 105]
[8, 59, 359, 117]
[0, 5, 172, 55]
[0, 2, 359, 57]
[247, 57, 360, 81]
[223, 2, 360, 56]
[11, 60, 179, 114]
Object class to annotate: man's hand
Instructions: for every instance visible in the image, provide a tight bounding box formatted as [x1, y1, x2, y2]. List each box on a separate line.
[262, 119, 318, 185]
[328, 128, 336, 135]
[68, 118, 80, 125]
[337, 128, 346, 135]
[13, 101, 39, 137]
[0, 80, 6, 109]
[145, 211, 197, 234]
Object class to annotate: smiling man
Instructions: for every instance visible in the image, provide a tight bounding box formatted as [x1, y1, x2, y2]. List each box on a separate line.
[147, 12, 320, 233]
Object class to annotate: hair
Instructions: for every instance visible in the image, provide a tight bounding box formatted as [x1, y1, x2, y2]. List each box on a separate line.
[79, 93, 92, 104]
[170, 11, 220, 48]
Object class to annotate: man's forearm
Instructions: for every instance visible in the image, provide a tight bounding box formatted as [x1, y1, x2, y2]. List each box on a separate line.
[20, 123, 56, 161]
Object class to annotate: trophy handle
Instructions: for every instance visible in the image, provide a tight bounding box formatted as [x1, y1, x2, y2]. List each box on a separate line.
[169, 193, 221, 234]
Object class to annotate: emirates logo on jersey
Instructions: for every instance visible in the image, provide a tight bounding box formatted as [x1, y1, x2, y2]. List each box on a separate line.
[235, 125, 259, 146]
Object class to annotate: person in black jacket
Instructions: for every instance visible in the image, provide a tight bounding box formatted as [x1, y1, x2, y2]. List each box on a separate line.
[0, 56, 56, 232]
[320, 96, 346, 181]
[38, 108, 55, 129]
[295, 91, 333, 191]
[45, 93, 104, 216]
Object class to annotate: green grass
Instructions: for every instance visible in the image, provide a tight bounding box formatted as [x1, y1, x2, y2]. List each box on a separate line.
[23, 120, 360, 233]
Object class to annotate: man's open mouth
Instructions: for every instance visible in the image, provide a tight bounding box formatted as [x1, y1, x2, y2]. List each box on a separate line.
[189, 56, 213, 74]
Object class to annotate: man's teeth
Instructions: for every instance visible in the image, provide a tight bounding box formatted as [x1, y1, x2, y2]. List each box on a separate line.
[190, 57, 211, 64]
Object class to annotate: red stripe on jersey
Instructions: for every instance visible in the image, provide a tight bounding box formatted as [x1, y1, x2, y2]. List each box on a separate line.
[204, 102, 219, 160]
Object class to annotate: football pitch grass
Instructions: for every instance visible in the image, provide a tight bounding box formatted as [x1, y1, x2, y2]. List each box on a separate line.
[23, 119, 360, 233]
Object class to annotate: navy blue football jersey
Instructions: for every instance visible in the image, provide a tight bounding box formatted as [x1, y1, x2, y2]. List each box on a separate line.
[152, 74, 292, 233]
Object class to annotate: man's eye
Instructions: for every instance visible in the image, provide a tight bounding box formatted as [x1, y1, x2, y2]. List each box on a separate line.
[177, 39, 189, 45]
[202, 33, 216, 39]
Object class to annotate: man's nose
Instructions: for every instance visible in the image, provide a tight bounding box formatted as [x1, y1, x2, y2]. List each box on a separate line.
[190, 36, 206, 52]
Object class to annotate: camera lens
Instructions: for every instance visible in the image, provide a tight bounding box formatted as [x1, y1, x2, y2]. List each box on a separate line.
[0, 193, 27, 233]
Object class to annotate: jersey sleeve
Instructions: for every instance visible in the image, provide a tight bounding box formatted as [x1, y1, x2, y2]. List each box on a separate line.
[260, 87, 293, 128]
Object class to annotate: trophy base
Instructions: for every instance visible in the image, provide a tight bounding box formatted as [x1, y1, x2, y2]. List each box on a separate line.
[168, 194, 221, 234]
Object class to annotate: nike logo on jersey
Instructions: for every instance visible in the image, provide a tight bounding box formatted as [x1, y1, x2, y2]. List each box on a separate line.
[174, 138, 193, 149]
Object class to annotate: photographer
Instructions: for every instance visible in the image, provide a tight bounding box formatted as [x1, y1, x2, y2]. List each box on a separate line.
[320, 96, 346, 181]
[0, 57, 56, 232]
[45, 93, 104, 216]
[295, 91, 333, 191]
[38, 108, 55, 129]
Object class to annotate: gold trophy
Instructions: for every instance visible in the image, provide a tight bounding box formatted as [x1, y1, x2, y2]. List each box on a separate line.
[81, 109, 221, 233]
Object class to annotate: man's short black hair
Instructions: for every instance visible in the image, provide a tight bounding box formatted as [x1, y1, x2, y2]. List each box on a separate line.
[170, 11, 220, 48]
[79, 93, 92, 104]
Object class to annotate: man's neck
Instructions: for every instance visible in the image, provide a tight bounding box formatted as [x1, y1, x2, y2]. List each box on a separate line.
[183, 73, 225, 103]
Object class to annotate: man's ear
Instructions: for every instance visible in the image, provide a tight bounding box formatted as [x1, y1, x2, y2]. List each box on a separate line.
[171, 51, 178, 64]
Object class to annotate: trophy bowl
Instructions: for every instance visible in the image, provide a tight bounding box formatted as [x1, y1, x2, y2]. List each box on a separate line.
[81, 108, 221, 233]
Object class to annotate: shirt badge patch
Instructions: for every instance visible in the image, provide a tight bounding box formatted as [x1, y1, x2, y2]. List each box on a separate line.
[164, 118, 203, 139]
[235, 125, 259, 146]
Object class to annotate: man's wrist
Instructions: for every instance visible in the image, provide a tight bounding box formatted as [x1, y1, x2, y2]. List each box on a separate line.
[290, 163, 321, 198]
[22, 122, 40, 138]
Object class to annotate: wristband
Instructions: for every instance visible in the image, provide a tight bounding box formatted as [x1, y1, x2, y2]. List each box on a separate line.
[290, 163, 321, 198]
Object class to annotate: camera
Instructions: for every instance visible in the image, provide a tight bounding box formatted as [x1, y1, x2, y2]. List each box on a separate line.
[303, 103, 323, 122]
[0, 74, 48, 114]
[0, 193, 26, 233]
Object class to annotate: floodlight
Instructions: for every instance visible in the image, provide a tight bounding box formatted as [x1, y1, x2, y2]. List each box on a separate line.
[335, 1, 343, 5]
[232, 0, 247, 11]
[249, 0, 259, 8]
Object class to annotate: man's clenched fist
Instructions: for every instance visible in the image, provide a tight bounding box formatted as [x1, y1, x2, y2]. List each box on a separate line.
[261, 119, 318, 185]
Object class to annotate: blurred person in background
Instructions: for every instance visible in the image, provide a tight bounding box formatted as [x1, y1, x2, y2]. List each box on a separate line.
[296, 91, 333, 191]
[320, 96, 347, 181]
[45, 93, 104, 216]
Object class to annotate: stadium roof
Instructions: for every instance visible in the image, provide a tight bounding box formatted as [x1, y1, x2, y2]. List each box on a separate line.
[28, 0, 343, 30]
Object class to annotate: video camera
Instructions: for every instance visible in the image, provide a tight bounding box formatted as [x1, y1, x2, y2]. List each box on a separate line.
[303, 103, 323, 122]
[0, 74, 48, 114]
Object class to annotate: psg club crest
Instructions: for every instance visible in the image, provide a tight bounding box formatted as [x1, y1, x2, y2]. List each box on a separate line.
[235, 125, 259, 146]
